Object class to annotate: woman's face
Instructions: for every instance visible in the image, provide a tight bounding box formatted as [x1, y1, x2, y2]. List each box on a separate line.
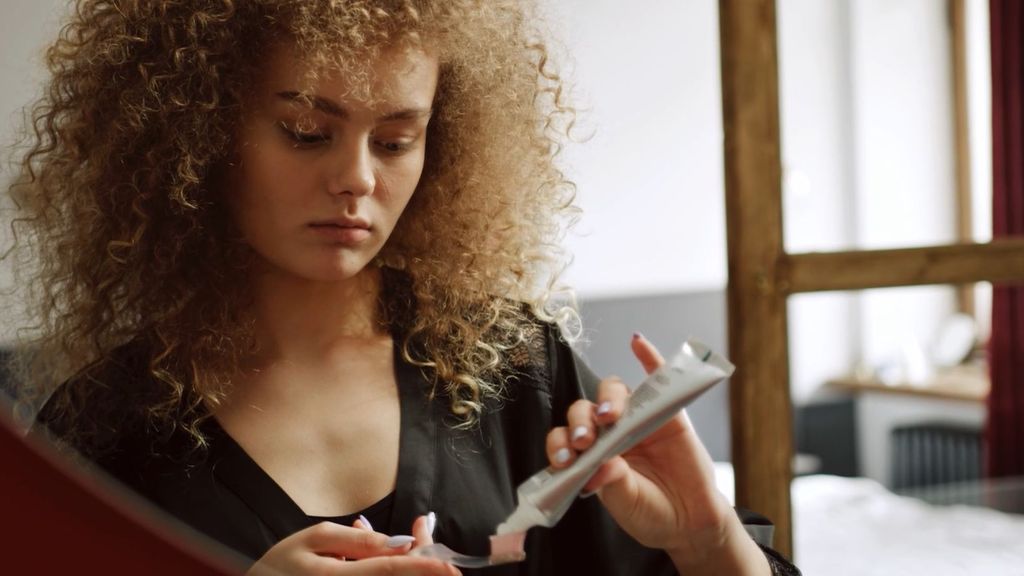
[225, 43, 438, 283]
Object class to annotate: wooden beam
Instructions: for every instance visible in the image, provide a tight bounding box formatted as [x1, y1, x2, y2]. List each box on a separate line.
[781, 238, 1024, 293]
[950, 0, 976, 315]
[718, 0, 795, 559]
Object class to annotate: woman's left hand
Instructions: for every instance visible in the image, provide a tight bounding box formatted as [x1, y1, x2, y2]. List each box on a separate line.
[544, 333, 770, 574]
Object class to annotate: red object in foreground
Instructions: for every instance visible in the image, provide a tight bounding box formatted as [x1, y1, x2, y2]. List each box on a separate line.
[0, 408, 244, 575]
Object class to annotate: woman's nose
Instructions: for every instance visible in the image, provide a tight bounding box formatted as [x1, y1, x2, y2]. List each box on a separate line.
[326, 140, 376, 197]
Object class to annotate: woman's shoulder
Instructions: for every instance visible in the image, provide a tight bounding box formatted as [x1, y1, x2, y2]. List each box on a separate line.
[31, 338, 159, 459]
[498, 307, 601, 409]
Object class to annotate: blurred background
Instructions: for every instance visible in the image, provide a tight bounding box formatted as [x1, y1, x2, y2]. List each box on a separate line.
[542, 0, 993, 478]
[2, 1, 1021, 574]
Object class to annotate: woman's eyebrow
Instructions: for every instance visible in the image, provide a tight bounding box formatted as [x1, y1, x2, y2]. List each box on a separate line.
[275, 91, 347, 118]
[274, 91, 431, 122]
[377, 108, 433, 123]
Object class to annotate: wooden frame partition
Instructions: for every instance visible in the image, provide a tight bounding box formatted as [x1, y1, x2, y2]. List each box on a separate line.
[719, 0, 795, 558]
[719, 0, 1024, 559]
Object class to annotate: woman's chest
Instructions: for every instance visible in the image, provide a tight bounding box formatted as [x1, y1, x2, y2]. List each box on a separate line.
[215, 367, 403, 517]
[128, 372, 558, 574]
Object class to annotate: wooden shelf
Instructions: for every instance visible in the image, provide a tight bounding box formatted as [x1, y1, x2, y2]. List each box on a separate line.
[828, 364, 989, 403]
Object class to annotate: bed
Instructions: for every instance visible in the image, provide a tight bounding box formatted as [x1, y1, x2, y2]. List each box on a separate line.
[714, 463, 1024, 575]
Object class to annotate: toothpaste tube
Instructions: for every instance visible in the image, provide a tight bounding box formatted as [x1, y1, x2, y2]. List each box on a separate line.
[494, 339, 734, 537]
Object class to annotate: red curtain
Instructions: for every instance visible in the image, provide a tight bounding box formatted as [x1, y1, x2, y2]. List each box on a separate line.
[987, 0, 1024, 478]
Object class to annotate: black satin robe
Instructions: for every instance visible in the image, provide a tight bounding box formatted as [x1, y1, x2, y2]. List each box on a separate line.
[33, 324, 798, 575]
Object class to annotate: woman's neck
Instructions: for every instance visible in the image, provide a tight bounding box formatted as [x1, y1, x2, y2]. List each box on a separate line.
[249, 266, 387, 364]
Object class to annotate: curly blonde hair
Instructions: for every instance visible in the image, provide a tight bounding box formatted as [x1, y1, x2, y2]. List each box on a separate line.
[6, 0, 579, 451]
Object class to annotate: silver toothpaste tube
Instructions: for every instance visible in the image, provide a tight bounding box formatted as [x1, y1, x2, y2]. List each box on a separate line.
[494, 339, 735, 537]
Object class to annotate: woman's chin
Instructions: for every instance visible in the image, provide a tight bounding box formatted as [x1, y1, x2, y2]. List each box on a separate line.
[256, 256, 376, 285]
[301, 264, 373, 284]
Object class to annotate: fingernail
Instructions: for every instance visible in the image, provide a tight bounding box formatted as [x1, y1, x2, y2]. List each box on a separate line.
[571, 425, 588, 442]
[579, 489, 597, 499]
[426, 511, 437, 536]
[596, 401, 611, 416]
[633, 331, 644, 340]
[358, 514, 373, 531]
[554, 447, 572, 464]
[386, 535, 416, 548]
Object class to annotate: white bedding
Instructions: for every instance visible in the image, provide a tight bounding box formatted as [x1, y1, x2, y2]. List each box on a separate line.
[713, 463, 1024, 576]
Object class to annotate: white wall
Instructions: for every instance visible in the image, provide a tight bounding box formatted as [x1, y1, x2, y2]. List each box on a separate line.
[779, 0, 991, 488]
[781, 0, 974, 400]
[778, 0, 859, 403]
[967, 0, 993, 342]
[850, 0, 959, 372]
[779, 0, 857, 256]
[967, 0, 993, 245]
[0, 0, 66, 186]
[0, 0, 68, 344]
[542, 0, 727, 298]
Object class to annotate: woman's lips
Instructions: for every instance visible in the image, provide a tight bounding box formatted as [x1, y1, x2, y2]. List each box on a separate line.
[308, 222, 371, 244]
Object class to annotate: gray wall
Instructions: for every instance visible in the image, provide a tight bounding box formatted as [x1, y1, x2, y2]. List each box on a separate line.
[576, 290, 731, 461]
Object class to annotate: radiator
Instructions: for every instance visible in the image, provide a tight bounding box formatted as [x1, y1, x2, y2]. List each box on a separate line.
[890, 421, 982, 491]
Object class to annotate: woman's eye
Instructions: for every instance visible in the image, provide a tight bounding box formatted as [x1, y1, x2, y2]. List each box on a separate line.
[278, 122, 329, 147]
[375, 140, 411, 155]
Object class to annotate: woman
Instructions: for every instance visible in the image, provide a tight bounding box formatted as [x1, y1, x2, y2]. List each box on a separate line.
[9, 1, 798, 574]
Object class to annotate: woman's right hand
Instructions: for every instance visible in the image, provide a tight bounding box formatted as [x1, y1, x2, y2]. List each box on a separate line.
[246, 515, 460, 576]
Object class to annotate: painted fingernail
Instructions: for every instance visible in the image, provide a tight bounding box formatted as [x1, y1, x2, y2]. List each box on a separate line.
[386, 535, 416, 548]
[358, 514, 373, 531]
[426, 511, 437, 536]
[571, 425, 588, 443]
[554, 447, 572, 464]
[596, 401, 612, 416]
